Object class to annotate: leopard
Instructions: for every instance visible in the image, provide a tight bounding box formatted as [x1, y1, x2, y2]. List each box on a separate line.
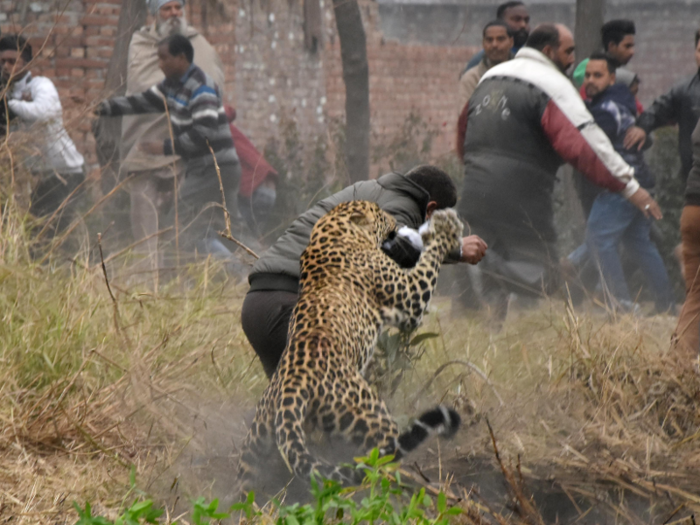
[237, 200, 464, 493]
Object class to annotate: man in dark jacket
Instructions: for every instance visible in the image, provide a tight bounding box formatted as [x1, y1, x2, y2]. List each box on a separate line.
[625, 29, 700, 182]
[242, 165, 488, 378]
[456, 24, 661, 315]
[579, 54, 673, 314]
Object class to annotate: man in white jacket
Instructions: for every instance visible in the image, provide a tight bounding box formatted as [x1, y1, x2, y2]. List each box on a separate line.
[0, 35, 85, 234]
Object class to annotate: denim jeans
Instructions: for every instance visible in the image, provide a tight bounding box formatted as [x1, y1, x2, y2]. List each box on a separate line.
[586, 191, 673, 311]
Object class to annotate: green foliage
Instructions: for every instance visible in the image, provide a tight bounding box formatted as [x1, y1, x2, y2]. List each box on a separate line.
[371, 330, 439, 396]
[74, 449, 462, 525]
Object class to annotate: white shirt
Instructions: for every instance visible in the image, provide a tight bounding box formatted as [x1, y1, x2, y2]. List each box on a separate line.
[7, 73, 84, 174]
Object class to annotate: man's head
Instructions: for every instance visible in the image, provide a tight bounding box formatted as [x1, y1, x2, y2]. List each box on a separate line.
[526, 23, 576, 74]
[601, 19, 636, 66]
[583, 52, 616, 99]
[405, 165, 457, 217]
[0, 35, 31, 82]
[695, 29, 700, 68]
[152, 0, 187, 37]
[482, 20, 514, 65]
[157, 34, 194, 81]
[496, 2, 530, 48]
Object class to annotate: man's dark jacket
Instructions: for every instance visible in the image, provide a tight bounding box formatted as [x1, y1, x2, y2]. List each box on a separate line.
[637, 70, 700, 182]
[685, 120, 700, 206]
[588, 84, 654, 190]
[248, 172, 430, 293]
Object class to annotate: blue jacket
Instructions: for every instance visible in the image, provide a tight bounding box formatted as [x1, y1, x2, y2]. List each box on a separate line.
[587, 84, 654, 189]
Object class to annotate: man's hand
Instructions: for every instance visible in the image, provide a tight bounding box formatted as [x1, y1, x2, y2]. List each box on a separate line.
[628, 187, 663, 220]
[460, 234, 488, 264]
[140, 141, 164, 156]
[624, 126, 647, 151]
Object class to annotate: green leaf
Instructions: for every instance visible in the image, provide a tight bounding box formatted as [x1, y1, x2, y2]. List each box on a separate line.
[437, 492, 446, 513]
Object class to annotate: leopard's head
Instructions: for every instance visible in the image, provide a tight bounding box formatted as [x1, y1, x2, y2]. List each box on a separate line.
[312, 201, 397, 249]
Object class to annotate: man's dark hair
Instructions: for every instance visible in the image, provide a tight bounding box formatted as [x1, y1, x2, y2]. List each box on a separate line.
[496, 1, 524, 19]
[589, 51, 617, 74]
[601, 19, 635, 50]
[525, 24, 560, 51]
[158, 34, 194, 63]
[405, 165, 457, 210]
[695, 28, 700, 48]
[0, 35, 32, 64]
[483, 20, 511, 38]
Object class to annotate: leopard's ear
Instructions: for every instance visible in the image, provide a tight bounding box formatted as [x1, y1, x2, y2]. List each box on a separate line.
[349, 210, 371, 227]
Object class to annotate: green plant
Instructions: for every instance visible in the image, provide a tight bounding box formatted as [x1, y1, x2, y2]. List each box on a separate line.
[73, 449, 463, 525]
[370, 330, 439, 396]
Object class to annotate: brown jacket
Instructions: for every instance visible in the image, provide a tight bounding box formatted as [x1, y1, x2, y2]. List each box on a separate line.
[120, 24, 225, 175]
[458, 58, 490, 112]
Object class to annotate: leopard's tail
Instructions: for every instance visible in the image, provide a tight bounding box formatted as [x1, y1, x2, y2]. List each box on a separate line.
[393, 405, 461, 460]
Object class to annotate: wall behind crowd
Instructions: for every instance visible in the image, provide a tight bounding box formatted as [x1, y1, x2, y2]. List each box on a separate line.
[2, 0, 698, 176]
[378, 0, 700, 109]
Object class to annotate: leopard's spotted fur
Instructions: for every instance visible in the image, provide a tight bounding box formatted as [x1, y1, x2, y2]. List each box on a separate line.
[237, 200, 463, 490]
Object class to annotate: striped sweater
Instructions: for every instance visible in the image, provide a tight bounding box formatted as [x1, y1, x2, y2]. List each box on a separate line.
[97, 64, 238, 172]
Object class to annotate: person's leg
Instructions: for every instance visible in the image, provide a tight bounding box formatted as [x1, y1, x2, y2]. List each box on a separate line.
[29, 170, 86, 241]
[175, 163, 241, 253]
[586, 192, 635, 308]
[241, 290, 298, 378]
[128, 171, 162, 272]
[671, 205, 700, 360]
[621, 209, 674, 312]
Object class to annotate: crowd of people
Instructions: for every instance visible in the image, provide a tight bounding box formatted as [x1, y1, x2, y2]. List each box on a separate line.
[455, 1, 700, 364]
[2, 0, 700, 375]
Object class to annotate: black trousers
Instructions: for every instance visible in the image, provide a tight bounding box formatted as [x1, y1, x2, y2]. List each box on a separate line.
[241, 289, 298, 378]
[30, 170, 85, 234]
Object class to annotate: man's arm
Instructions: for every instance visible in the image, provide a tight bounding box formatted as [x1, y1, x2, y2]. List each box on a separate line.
[540, 99, 661, 219]
[625, 83, 681, 150]
[164, 84, 220, 156]
[7, 77, 61, 123]
[95, 85, 167, 117]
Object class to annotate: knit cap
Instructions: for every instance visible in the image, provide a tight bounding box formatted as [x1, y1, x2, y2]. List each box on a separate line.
[147, 0, 184, 15]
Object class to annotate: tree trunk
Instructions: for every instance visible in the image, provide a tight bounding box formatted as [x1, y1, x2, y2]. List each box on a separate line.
[93, 0, 147, 193]
[574, 0, 606, 65]
[333, 0, 370, 183]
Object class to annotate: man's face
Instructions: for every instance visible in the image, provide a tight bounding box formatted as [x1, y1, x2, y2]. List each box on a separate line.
[483, 26, 513, 65]
[607, 34, 635, 65]
[544, 26, 576, 74]
[0, 50, 26, 82]
[695, 39, 700, 68]
[502, 5, 530, 47]
[584, 59, 615, 99]
[157, 1, 185, 37]
[157, 44, 185, 80]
